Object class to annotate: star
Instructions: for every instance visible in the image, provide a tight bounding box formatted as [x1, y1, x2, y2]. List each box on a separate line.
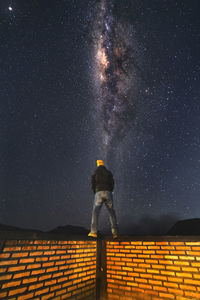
[8, 6, 13, 11]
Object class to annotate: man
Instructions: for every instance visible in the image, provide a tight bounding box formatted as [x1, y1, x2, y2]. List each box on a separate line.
[88, 160, 118, 239]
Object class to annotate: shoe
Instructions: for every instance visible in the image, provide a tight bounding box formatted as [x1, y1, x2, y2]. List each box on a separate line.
[88, 232, 97, 238]
[113, 233, 118, 239]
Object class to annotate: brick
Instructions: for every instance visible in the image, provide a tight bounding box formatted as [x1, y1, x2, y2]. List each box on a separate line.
[153, 286, 167, 292]
[160, 270, 175, 276]
[163, 281, 178, 288]
[153, 275, 167, 281]
[187, 251, 200, 256]
[127, 281, 138, 287]
[140, 273, 153, 278]
[171, 251, 185, 255]
[50, 284, 62, 291]
[185, 242, 200, 245]
[41, 293, 55, 300]
[143, 250, 155, 254]
[174, 260, 189, 266]
[176, 246, 191, 250]
[43, 250, 55, 255]
[28, 282, 44, 290]
[126, 263, 137, 267]
[156, 250, 169, 254]
[43, 262, 55, 267]
[151, 255, 164, 259]
[31, 269, 46, 275]
[147, 269, 160, 274]
[69, 274, 78, 279]
[146, 259, 158, 264]
[55, 260, 66, 266]
[21, 246, 37, 251]
[12, 252, 29, 258]
[35, 288, 49, 296]
[3, 246, 21, 252]
[134, 278, 147, 283]
[139, 283, 153, 290]
[27, 263, 41, 269]
[191, 262, 200, 267]
[18, 292, 35, 299]
[151, 264, 165, 269]
[143, 242, 155, 245]
[0, 259, 18, 266]
[194, 274, 200, 279]
[166, 266, 180, 271]
[184, 278, 200, 285]
[63, 281, 73, 288]
[179, 256, 195, 260]
[8, 265, 26, 272]
[168, 276, 183, 283]
[176, 272, 192, 278]
[185, 291, 200, 298]
[22, 277, 38, 284]
[0, 253, 10, 258]
[49, 256, 60, 261]
[44, 279, 57, 286]
[148, 246, 160, 250]
[149, 279, 162, 285]
[182, 267, 198, 272]
[8, 287, 27, 296]
[19, 258, 35, 263]
[159, 260, 173, 265]
[159, 292, 175, 299]
[138, 263, 151, 268]
[0, 291, 7, 298]
[56, 250, 66, 254]
[170, 242, 184, 245]
[0, 268, 7, 273]
[0, 274, 12, 281]
[168, 288, 184, 295]
[2, 280, 21, 288]
[179, 284, 197, 291]
[52, 272, 63, 278]
[46, 266, 58, 272]
[164, 255, 178, 260]
[37, 246, 50, 250]
[29, 251, 43, 256]
[39, 274, 52, 281]
[73, 278, 82, 285]
[131, 242, 142, 245]
[13, 272, 30, 279]
[138, 254, 150, 258]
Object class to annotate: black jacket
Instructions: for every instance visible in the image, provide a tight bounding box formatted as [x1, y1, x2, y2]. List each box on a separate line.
[91, 166, 114, 193]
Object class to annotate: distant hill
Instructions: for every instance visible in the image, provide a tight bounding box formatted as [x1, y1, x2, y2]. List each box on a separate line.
[168, 218, 200, 235]
[0, 223, 88, 236]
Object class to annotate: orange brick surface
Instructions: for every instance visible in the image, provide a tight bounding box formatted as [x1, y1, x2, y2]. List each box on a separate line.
[0, 239, 96, 300]
[106, 239, 200, 300]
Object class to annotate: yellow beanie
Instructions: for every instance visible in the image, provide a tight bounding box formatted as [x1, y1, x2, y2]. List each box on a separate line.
[97, 160, 104, 167]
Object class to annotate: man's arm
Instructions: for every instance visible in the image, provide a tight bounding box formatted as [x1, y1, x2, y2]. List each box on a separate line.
[109, 171, 114, 191]
[91, 173, 96, 193]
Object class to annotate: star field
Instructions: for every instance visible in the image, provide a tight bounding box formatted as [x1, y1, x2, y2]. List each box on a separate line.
[0, 0, 200, 235]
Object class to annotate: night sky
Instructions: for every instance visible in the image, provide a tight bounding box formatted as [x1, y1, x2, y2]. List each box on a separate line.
[0, 0, 200, 235]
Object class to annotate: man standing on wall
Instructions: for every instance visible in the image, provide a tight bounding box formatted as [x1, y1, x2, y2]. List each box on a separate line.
[88, 160, 118, 239]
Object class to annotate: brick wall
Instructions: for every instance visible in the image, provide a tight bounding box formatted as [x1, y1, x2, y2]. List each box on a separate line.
[0, 239, 96, 300]
[106, 239, 200, 300]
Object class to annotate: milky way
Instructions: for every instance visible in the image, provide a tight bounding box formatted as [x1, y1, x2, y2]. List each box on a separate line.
[92, 0, 137, 158]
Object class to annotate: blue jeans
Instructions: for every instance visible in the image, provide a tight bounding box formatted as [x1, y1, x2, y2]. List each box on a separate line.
[90, 191, 117, 234]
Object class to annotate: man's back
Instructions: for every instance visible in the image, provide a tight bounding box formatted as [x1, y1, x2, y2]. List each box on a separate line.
[91, 166, 114, 193]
